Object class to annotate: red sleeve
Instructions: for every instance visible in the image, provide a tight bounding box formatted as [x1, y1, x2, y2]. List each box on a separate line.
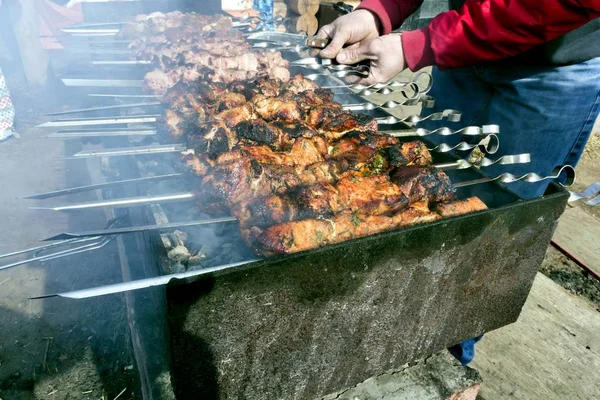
[401, 0, 600, 71]
[357, 0, 423, 35]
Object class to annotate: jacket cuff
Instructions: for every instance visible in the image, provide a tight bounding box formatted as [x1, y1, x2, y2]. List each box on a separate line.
[401, 27, 436, 71]
[356, 0, 403, 35]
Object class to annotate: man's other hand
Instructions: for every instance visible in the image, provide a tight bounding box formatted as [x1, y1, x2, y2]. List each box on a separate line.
[315, 10, 382, 59]
[337, 34, 406, 85]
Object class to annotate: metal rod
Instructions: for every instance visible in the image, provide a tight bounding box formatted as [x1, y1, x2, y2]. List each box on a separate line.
[43, 102, 161, 116]
[43, 217, 239, 241]
[20, 173, 185, 200]
[46, 128, 157, 138]
[29, 259, 263, 300]
[65, 48, 134, 55]
[37, 115, 159, 128]
[453, 165, 576, 188]
[90, 60, 151, 66]
[568, 181, 600, 203]
[88, 94, 160, 99]
[550, 240, 600, 282]
[435, 153, 531, 171]
[30, 193, 195, 212]
[343, 95, 436, 111]
[61, 78, 143, 87]
[66, 144, 186, 159]
[428, 134, 500, 155]
[0, 237, 114, 272]
[60, 28, 119, 35]
[0, 237, 99, 260]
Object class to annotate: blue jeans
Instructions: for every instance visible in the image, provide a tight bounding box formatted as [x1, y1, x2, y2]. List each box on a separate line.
[421, 57, 600, 200]
[426, 57, 600, 365]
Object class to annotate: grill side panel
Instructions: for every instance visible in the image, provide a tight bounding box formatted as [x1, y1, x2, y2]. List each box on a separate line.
[165, 187, 567, 400]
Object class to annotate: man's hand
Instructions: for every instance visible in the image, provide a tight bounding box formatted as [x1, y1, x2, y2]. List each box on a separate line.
[315, 10, 382, 59]
[337, 34, 407, 85]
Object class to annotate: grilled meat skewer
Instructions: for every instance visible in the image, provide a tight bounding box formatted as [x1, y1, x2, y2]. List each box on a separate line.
[252, 197, 488, 256]
[194, 140, 433, 212]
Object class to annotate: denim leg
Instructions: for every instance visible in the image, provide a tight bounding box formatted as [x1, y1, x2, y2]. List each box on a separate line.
[420, 58, 600, 200]
[474, 58, 600, 199]
[419, 66, 492, 133]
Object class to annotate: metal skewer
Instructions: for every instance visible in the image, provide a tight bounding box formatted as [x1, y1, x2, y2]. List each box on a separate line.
[387, 124, 497, 138]
[65, 144, 187, 159]
[321, 71, 433, 95]
[46, 128, 157, 138]
[43, 102, 161, 116]
[0, 236, 115, 271]
[429, 134, 500, 155]
[344, 97, 440, 111]
[436, 153, 531, 171]
[567, 181, 600, 203]
[29, 259, 263, 300]
[33, 151, 529, 218]
[43, 217, 239, 241]
[61, 78, 144, 87]
[377, 110, 463, 127]
[580, 192, 600, 206]
[88, 94, 160, 99]
[30, 193, 195, 212]
[20, 173, 185, 200]
[453, 165, 576, 188]
[34, 151, 527, 214]
[37, 115, 159, 128]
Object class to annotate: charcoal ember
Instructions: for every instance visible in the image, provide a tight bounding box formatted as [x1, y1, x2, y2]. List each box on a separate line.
[167, 230, 188, 247]
[100, 157, 120, 178]
[167, 245, 191, 263]
[170, 262, 186, 274]
[187, 252, 207, 267]
[136, 160, 165, 177]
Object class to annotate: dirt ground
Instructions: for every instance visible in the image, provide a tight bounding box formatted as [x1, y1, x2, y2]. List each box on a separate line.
[539, 131, 600, 313]
[0, 70, 139, 399]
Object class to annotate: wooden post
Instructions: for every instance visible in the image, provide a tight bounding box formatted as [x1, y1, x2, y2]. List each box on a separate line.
[11, 0, 50, 87]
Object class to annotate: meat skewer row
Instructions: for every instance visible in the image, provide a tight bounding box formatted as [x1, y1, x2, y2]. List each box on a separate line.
[250, 196, 488, 256]
[142, 48, 290, 93]
[117, 12, 235, 41]
[194, 141, 439, 217]
[159, 74, 331, 141]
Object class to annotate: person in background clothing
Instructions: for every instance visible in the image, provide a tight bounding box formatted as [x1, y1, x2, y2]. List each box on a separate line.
[315, 0, 600, 364]
[0, 67, 17, 141]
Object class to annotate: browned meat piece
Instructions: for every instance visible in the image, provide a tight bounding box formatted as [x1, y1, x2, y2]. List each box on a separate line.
[252, 95, 304, 123]
[254, 76, 282, 97]
[214, 103, 254, 128]
[283, 88, 336, 109]
[198, 158, 301, 213]
[398, 140, 433, 166]
[273, 121, 317, 139]
[284, 73, 320, 93]
[240, 173, 408, 228]
[235, 119, 295, 150]
[299, 159, 350, 185]
[318, 112, 378, 140]
[186, 121, 237, 159]
[162, 109, 185, 140]
[214, 92, 247, 113]
[143, 69, 177, 94]
[180, 150, 212, 176]
[235, 136, 328, 167]
[391, 166, 456, 204]
[304, 105, 344, 128]
[254, 203, 441, 255]
[267, 67, 291, 83]
[434, 197, 487, 217]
